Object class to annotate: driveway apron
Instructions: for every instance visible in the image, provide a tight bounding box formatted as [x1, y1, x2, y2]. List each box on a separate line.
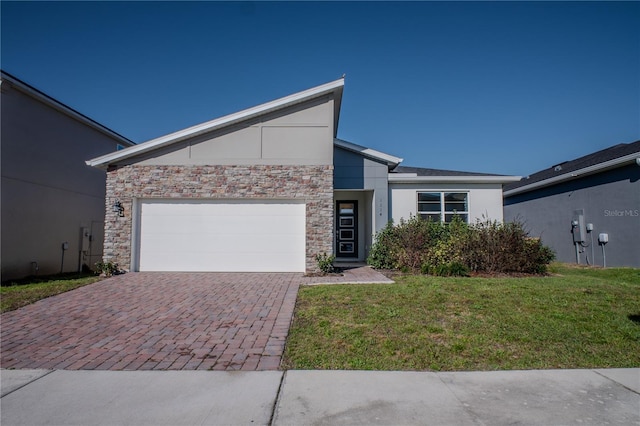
[1, 273, 302, 371]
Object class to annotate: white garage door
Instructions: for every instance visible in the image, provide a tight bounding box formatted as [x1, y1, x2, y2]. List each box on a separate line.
[137, 200, 306, 272]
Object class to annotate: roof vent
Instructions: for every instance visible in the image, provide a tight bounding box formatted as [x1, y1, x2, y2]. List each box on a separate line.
[552, 161, 569, 172]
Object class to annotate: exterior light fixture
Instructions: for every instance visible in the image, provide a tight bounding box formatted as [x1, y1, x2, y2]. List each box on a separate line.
[112, 200, 124, 217]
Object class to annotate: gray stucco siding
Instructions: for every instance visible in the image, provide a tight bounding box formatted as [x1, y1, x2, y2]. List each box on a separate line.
[1, 80, 128, 279]
[333, 147, 365, 189]
[123, 97, 334, 167]
[334, 147, 389, 190]
[334, 147, 390, 235]
[504, 164, 640, 267]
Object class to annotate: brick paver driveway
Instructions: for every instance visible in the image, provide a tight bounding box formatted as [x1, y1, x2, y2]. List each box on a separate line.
[1, 273, 303, 371]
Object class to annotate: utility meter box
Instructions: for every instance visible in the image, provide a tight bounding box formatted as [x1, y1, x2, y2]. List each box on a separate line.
[598, 233, 609, 244]
[572, 209, 587, 243]
[80, 227, 90, 252]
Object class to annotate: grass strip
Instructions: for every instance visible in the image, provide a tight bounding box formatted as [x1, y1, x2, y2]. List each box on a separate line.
[283, 264, 640, 371]
[1, 274, 102, 313]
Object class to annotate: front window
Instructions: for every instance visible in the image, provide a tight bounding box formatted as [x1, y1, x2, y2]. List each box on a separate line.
[417, 192, 468, 223]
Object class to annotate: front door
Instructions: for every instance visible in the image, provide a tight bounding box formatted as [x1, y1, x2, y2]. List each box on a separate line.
[336, 201, 358, 258]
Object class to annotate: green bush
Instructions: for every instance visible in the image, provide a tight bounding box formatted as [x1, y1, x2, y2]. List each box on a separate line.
[522, 238, 556, 274]
[421, 261, 470, 277]
[367, 221, 400, 269]
[315, 252, 336, 274]
[463, 220, 556, 274]
[422, 216, 468, 267]
[367, 217, 554, 275]
[367, 216, 450, 271]
[95, 261, 120, 277]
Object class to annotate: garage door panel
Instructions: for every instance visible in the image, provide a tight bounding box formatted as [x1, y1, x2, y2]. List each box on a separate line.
[138, 201, 306, 272]
[140, 213, 304, 234]
[140, 217, 305, 238]
[140, 235, 304, 255]
[139, 252, 304, 272]
[140, 231, 305, 248]
[142, 202, 302, 216]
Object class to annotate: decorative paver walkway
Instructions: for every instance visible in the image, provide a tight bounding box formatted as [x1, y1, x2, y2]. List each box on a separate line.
[1, 266, 392, 371]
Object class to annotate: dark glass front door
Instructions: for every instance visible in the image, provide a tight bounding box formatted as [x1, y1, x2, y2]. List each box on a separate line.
[336, 201, 357, 258]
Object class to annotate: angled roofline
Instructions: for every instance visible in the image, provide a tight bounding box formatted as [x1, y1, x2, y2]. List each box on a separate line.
[388, 174, 522, 184]
[87, 78, 345, 169]
[503, 152, 640, 197]
[1, 70, 134, 147]
[334, 138, 403, 168]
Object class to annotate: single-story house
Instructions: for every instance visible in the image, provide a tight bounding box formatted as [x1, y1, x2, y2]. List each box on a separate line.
[88, 78, 519, 273]
[504, 140, 640, 268]
[1, 71, 135, 280]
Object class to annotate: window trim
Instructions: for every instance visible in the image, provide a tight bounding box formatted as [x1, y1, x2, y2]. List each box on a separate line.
[416, 191, 469, 223]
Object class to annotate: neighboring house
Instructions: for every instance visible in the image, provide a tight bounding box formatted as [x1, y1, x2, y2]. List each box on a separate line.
[87, 78, 519, 273]
[504, 141, 640, 268]
[1, 71, 135, 280]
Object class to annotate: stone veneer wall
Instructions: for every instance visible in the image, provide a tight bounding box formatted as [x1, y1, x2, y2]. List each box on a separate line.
[103, 164, 334, 273]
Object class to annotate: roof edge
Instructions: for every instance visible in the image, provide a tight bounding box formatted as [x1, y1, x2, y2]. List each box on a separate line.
[1, 70, 134, 147]
[389, 175, 522, 184]
[334, 138, 403, 167]
[87, 78, 345, 169]
[504, 152, 640, 197]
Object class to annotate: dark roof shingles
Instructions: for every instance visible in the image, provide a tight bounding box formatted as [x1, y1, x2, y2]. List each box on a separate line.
[504, 140, 640, 192]
[392, 165, 508, 177]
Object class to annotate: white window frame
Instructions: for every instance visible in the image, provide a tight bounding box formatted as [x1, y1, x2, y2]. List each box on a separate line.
[417, 191, 469, 223]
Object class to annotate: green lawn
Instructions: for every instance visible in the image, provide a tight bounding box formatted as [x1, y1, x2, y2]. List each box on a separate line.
[1, 273, 102, 313]
[283, 264, 640, 371]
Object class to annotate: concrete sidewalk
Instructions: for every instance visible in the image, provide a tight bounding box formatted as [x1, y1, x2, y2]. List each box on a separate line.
[1, 368, 638, 425]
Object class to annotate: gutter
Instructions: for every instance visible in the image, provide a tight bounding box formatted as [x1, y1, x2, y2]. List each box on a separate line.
[389, 175, 522, 184]
[504, 153, 640, 197]
[334, 138, 403, 168]
[1, 71, 134, 147]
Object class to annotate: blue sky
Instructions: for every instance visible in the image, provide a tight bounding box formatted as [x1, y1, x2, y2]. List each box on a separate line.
[2, 1, 638, 176]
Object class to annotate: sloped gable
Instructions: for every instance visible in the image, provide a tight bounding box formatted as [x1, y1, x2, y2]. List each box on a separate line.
[87, 78, 344, 169]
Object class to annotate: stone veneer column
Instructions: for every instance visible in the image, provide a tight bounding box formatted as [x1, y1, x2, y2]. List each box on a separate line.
[103, 164, 334, 273]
